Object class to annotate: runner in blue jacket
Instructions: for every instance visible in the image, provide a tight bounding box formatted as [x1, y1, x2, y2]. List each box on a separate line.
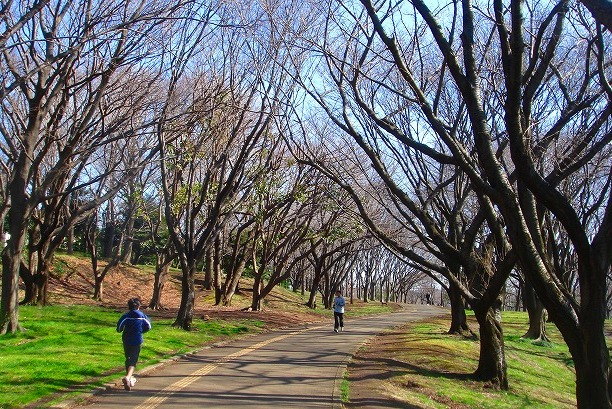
[333, 290, 346, 333]
[117, 297, 151, 390]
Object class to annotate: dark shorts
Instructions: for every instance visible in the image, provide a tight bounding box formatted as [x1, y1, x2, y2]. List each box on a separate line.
[334, 311, 344, 329]
[123, 343, 142, 368]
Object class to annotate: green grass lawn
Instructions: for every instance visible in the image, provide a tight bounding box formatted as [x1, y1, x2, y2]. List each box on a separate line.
[0, 295, 393, 409]
[349, 310, 600, 409]
[0, 305, 266, 408]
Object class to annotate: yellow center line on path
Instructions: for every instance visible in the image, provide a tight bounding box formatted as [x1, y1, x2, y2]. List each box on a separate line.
[134, 325, 325, 409]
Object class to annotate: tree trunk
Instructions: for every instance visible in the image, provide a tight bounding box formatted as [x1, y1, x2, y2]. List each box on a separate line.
[120, 238, 132, 265]
[93, 274, 104, 301]
[255, 266, 295, 310]
[251, 271, 264, 311]
[1, 162, 33, 332]
[149, 255, 169, 310]
[552, 257, 611, 409]
[35, 240, 52, 306]
[203, 246, 213, 291]
[222, 257, 246, 306]
[102, 204, 115, 258]
[249, 245, 264, 311]
[322, 272, 331, 308]
[1, 251, 22, 334]
[214, 266, 222, 306]
[521, 280, 549, 341]
[0, 108, 38, 334]
[19, 261, 36, 305]
[120, 202, 135, 264]
[514, 279, 522, 311]
[102, 227, 114, 258]
[35, 257, 51, 306]
[573, 325, 612, 408]
[306, 272, 322, 309]
[92, 230, 123, 302]
[67, 225, 74, 255]
[350, 270, 354, 303]
[120, 216, 135, 264]
[20, 224, 40, 305]
[86, 216, 101, 300]
[362, 276, 370, 302]
[173, 263, 196, 330]
[448, 282, 471, 335]
[213, 237, 222, 304]
[473, 303, 508, 389]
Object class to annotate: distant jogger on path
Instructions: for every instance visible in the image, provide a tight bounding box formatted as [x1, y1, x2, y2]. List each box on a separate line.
[333, 290, 346, 333]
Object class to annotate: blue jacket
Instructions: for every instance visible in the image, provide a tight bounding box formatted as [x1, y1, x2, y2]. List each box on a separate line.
[333, 296, 346, 313]
[117, 309, 151, 345]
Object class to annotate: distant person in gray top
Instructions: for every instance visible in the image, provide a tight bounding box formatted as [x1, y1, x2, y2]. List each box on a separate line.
[333, 290, 346, 333]
[117, 297, 151, 390]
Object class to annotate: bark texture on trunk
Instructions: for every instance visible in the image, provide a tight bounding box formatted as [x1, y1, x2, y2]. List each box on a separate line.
[448, 282, 472, 335]
[572, 324, 612, 408]
[149, 260, 169, 310]
[222, 257, 245, 307]
[307, 273, 322, 309]
[173, 264, 196, 330]
[522, 281, 548, 341]
[1, 252, 22, 334]
[473, 306, 508, 390]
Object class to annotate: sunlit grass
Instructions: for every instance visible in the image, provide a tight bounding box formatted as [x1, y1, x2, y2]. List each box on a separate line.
[348, 299, 397, 317]
[340, 370, 350, 402]
[0, 296, 394, 408]
[351, 310, 592, 409]
[0, 305, 265, 408]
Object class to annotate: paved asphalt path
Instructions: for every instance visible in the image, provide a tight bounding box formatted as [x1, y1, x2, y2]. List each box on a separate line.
[73, 304, 445, 409]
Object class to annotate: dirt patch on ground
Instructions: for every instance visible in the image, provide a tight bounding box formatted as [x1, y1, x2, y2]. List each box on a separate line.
[346, 328, 421, 409]
[45, 255, 325, 329]
[47, 255, 181, 308]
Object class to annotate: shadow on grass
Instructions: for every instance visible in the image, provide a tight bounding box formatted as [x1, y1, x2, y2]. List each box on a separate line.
[348, 396, 422, 408]
[351, 355, 472, 383]
[347, 354, 475, 409]
[20, 366, 124, 409]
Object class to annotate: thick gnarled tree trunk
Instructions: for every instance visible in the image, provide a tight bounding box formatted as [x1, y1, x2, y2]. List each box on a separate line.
[173, 263, 197, 330]
[521, 280, 549, 342]
[149, 253, 171, 310]
[447, 282, 472, 336]
[473, 304, 508, 389]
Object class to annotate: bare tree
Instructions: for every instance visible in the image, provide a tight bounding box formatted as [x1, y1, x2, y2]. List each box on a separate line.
[155, 2, 293, 329]
[291, 0, 612, 406]
[247, 163, 321, 311]
[302, 187, 369, 309]
[147, 201, 176, 311]
[0, 0, 183, 333]
[579, 0, 612, 32]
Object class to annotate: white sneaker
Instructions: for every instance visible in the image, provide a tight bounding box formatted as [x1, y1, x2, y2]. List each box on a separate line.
[340, 327, 344, 332]
[334, 328, 338, 333]
[122, 377, 131, 391]
[129, 377, 137, 387]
